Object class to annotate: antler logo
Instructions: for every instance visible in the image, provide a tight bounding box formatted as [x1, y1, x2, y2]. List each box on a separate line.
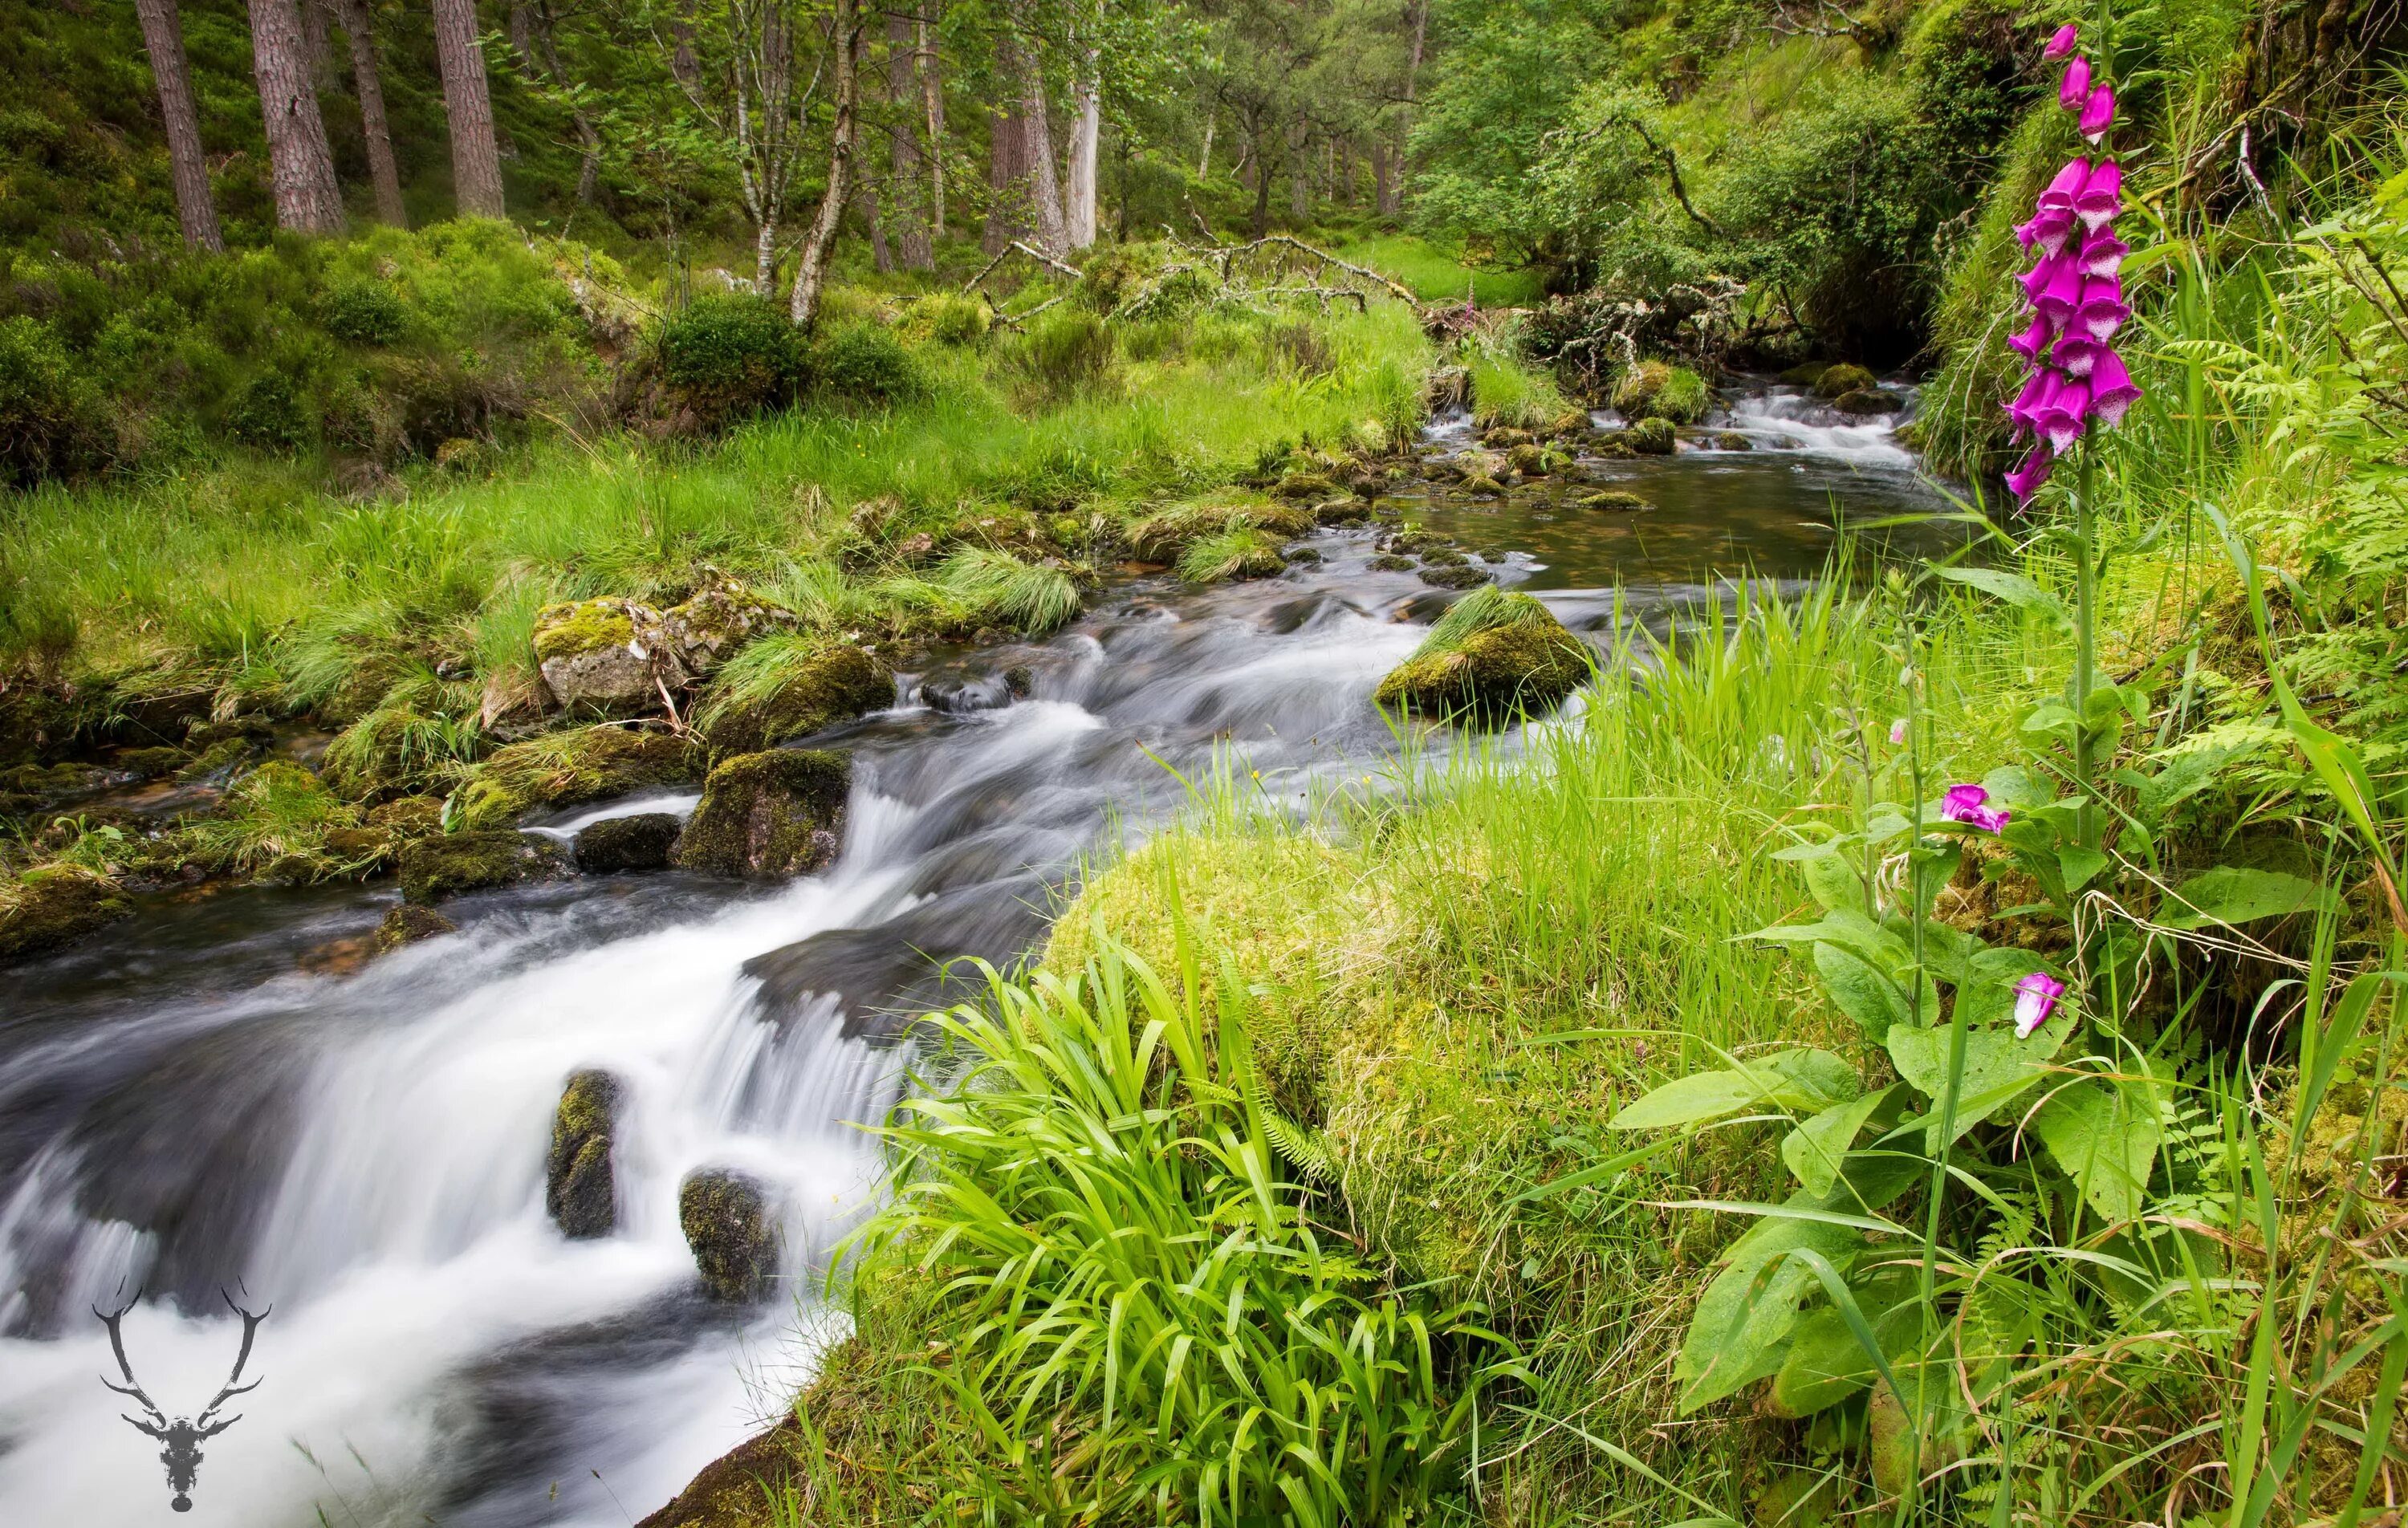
[94, 1290, 271, 1513]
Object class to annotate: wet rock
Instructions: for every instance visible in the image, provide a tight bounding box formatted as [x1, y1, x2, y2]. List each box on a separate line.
[375, 903, 457, 950]
[1477, 547, 1508, 563]
[1004, 665, 1034, 698]
[1625, 418, 1677, 456]
[1504, 442, 1548, 476]
[574, 813, 684, 873]
[1613, 360, 1709, 425]
[1284, 546, 1324, 565]
[1375, 587, 1592, 725]
[1421, 547, 1470, 567]
[1714, 432, 1754, 450]
[367, 794, 447, 835]
[1459, 473, 1506, 497]
[177, 736, 258, 782]
[1271, 470, 1338, 501]
[1369, 554, 1416, 572]
[322, 826, 400, 872]
[635, 1416, 805, 1528]
[1419, 564, 1491, 589]
[676, 750, 849, 879]
[0, 868, 134, 964]
[451, 725, 705, 830]
[678, 1168, 775, 1301]
[1780, 360, 1834, 387]
[1813, 363, 1877, 399]
[1833, 388, 1903, 416]
[1576, 490, 1652, 512]
[397, 831, 571, 904]
[657, 583, 798, 676]
[697, 640, 892, 754]
[532, 597, 675, 711]
[547, 1069, 622, 1239]
[113, 746, 189, 780]
[1481, 426, 1534, 449]
[1313, 498, 1373, 526]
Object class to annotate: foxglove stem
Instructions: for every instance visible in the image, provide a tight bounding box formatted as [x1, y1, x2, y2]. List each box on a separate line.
[2072, 441, 2097, 850]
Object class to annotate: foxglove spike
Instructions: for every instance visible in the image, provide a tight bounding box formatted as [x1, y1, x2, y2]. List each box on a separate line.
[2043, 24, 2080, 61]
[2077, 275, 2129, 342]
[2076, 227, 2128, 278]
[2008, 316, 2056, 362]
[2088, 347, 2142, 427]
[2007, 368, 2057, 440]
[2039, 380, 2092, 453]
[2037, 159, 2089, 214]
[2054, 336, 2102, 378]
[2036, 258, 2086, 325]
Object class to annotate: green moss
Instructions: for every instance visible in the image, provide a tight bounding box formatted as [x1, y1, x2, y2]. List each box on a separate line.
[1612, 362, 1709, 425]
[1813, 363, 1878, 398]
[1624, 418, 1676, 456]
[572, 812, 684, 873]
[397, 830, 570, 903]
[531, 599, 640, 663]
[375, 903, 457, 950]
[1178, 529, 1289, 586]
[181, 760, 364, 880]
[678, 1168, 775, 1301]
[675, 750, 850, 878]
[0, 866, 132, 962]
[1374, 587, 1592, 725]
[547, 1068, 621, 1238]
[697, 638, 892, 756]
[449, 725, 705, 830]
[1577, 490, 1652, 511]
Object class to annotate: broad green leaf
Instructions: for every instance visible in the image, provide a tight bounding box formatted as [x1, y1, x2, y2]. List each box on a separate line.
[1954, 948, 2056, 1031]
[1760, 1049, 1865, 1113]
[2159, 866, 2329, 929]
[1739, 907, 1905, 967]
[1768, 1286, 1918, 1416]
[2058, 844, 2110, 893]
[1799, 846, 1865, 914]
[1886, 1019, 2067, 1149]
[1676, 1218, 1866, 1413]
[1781, 1087, 1892, 1200]
[1610, 1049, 1862, 1131]
[2032, 1071, 2164, 1224]
[1930, 566, 2067, 623]
[1980, 765, 2048, 810]
[1812, 941, 1913, 1039]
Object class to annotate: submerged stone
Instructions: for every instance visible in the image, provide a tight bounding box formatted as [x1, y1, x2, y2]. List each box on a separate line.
[397, 830, 571, 904]
[574, 813, 684, 873]
[0, 868, 133, 964]
[1576, 490, 1652, 512]
[547, 1069, 622, 1239]
[675, 750, 849, 879]
[679, 1168, 775, 1301]
[375, 903, 457, 951]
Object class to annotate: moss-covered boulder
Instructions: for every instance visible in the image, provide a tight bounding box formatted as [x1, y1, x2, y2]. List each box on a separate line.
[547, 1069, 622, 1239]
[451, 726, 706, 831]
[678, 1168, 775, 1302]
[1613, 361, 1709, 425]
[397, 831, 571, 903]
[696, 640, 893, 755]
[1458, 473, 1506, 497]
[376, 903, 457, 951]
[657, 583, 798, 675]
[0, 868, 134, 964]
[1713, 432, 1753, 450]
[676, 750, 849, 879]
[574, 813, 684, 873]
[368, 794, 447, 835]
[1271, 470, 1339, 501]
[1624, 417, 1677, 456]
[1813, 363, 1878, 399]
[531, 597, 673, 711]
[1576, 490, 1652, 512]
[634, 1416, 804, 1528]
[1419, 564, 1491, 589]
[1373, 587, 1592, 725]
[1780, 360, 1833, 387]
[1480, 426, 1535, 449]
[1833, 388, 1903, 416]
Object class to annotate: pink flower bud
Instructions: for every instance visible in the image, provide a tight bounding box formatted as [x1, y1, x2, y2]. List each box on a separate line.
[2008, 315, 2056, 362]
[2005, 446, 2053, 500]
[2081, 84, 2117, 140]
[2060, 56, 2092, 110]
[2012, 971, 2066, 1038]
[2043, 24, 2080, 61]
[2088, 347, 2142, 428]
[2074, 161, 2122, 230]
[1889, 717, 1908, 746]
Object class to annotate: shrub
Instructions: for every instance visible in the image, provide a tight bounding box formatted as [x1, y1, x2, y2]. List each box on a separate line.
[809, 320, 925, 408]
[320, 281, 410, 345]
[226, 372, 314, 450]
[659, 294, 805, 426]
[1014, 307, 1117, 397]
[0, 315, 110, 484]
[903, 292, 990, 346]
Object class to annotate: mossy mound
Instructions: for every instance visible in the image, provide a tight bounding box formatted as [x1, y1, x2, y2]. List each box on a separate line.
[633, 1416, 805, 1528]
[1125, 498, 1312, 562]
[376, 903, 457, 951]
[397, 831, 571, 904]
[574, 813, 685, 873]
[1459, 473, 1506, 497]
[1373, 587, 1592, 725]
[1576, 490, 1652, 512]
[1271, 471, 1340, 501]
[368, 795, 447, 835]
[1813, 363, 1878, 398]
[0, 868, 133, 963]
[451, 726, 706, 831]
[696, 640, 893, 755]
[1714, 432, 1754, 450]
[1780, 360, 1834, 387]
[1833, 388, 1903, 416]
[531, 597, 669, 710]
[1419, 564, 1491, 589]
[678, 1168, 776, 1302]
[675, 750, 850, 879]
[1623, 418, 1677, 456]
[657, 583, 799, 675]
[1613, 361, 1710, 425]
[1369, 554, 1416, 572]
[547, 1069, 622, 1240]
[1178, 530, 1289, 586]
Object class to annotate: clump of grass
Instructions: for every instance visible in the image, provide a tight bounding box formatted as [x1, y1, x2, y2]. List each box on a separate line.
[1467, 348, 1564, 430]
[320, 668, 484, 799]
[181, 761, 365, 879]
[938, 547, 1082, 633]
[1175, 526, 1287, 585]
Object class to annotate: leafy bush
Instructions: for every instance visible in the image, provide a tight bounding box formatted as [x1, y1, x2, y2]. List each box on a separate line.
[808, 320, 925, 408]
[1013, 307, 1117, 399]
[0, 315, 110, 484]
[658, 294, 804, 427]
[320, 281, 410, 346]
[901, 292, 990, 346]
[225, 372, 313, 450]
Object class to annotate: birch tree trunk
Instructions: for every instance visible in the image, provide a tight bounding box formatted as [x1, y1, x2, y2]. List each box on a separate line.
[248, 0, 348, 233]
[918, 6, 945, 237]
[790, 0, 862, 328]
[1063, 44, 1100, 250]
[330, 0, 408, 225]
[887, 11, 934, 268]
[136, 0, 226, 252]
[431, 0, 508, 218]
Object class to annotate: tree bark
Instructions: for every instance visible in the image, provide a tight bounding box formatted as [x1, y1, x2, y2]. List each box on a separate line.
[918, 6, 945, 237]
[982, 10, 1064, 258]
[861, 185, 893, 271]
[527, 0, 602, 205]
[1287, 117, 1310, 223]
[248, 0, 348, 234]
[887, 11, 934, 268]
[790, 0, 862, 329]
[1063, 43, 1100, 249]
[136, 0, 226, 252]
[670, 0, 701, 95]
[431, 0, 508, 218]
[330, 0, 408, 225]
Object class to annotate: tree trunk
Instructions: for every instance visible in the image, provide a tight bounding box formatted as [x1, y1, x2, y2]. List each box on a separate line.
[529, 0, 602, 205]
[248, 0, 348, 234]
[861, 185, 893, 272]
[136, 0, 226, 252]
[791, 0, 862, 328]
[754, 219, 777, 295]
[1287, 118, 1310, 223]
[431, 0, 507, 218]
[1372, 138, 1395, 217]
[1063, 44, 1100, 250]
[330, 0, 408, 225]
[670, 0, 701, 94]
[918, 6, 945, 238]
[1197, 108, 1214, 180]
[982, 11, 1064, 258]
[887, 12, 934, 268]
[302, 0, 336, 80]
[1250, 136, 1273, 239]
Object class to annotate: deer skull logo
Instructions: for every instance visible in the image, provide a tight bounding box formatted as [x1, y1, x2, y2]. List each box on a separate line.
[94, 1290, 270, 1513]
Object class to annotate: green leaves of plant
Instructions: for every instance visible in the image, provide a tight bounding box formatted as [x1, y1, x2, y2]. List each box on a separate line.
[1674, 1213, 1867, 1413]
[2031, 1067, 2166, 1225]
[1608, 1048, 1861, 1132]
[1886, 1016, 2067, 1151]
[1930, 565, 2067, 624]
[2158, 865, 2329, 929]
[1780, 1087, 1893, 1200]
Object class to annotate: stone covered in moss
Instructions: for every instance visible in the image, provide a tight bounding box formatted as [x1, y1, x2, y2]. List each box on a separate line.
[113, 746, 189, 780]
[1833, 388, 1902, 416]
[376, 903, 458, 950]
[678, 1168, 775, 1301]
[0, 868, 134, 964]
[531, 597, 671, 711]
[657, 583, 798, 674]
[452, 726, 706, 831]
[1613, 361, 1710, 425]
[1623, 418, 1676, 456]
[1374, 587, 1592, 725]
[1458, 473, 1506, 497]
[1813, 362, 1878, 398]
[1369, 554, 1416, 572]
[635, 1420, 805, 1528]
[1271, 470, 1338, 501]
[697, 642, 893, 755]
[177, 736, 258, 782]
[397, 831, 571, 903]
[1576, 490, 1651, 512]
[1418, 564, 1491, 590]
[1780, 360, 1833, 387]
[367, 794, 447, 834]
[1713, 432, 1753, 450]
[574, 813, 685, 873]
[675, 750, 849, 879]
[547, 1069, 622, 1239]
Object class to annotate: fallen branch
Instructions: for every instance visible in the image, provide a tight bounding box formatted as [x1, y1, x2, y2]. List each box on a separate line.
[958, 241, 1083, 297]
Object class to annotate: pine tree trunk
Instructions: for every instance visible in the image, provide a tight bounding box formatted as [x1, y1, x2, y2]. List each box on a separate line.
[887, 12, 934, 269]
[670, 0, 701, 94]
[790, 0, 861, 328]
[248, 0, 348, 233]
[431, 0, 507, 218]
[330, 0, 408, 225]
[862, 185, 893, 272]
[918, 7, 945, 238]
[982, 11, 1064, 258]
[1063, 46, 1100, 250]
[136, 0, 226, 252]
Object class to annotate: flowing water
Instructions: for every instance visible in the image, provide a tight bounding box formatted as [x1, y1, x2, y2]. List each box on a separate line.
[0, 381, 1950, 1526]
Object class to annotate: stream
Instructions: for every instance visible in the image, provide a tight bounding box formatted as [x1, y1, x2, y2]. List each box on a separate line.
[0, 383, 1951, 1526]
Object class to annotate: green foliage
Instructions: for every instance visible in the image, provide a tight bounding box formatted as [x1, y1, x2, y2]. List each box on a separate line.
[938, 547, 1082, 633]
[1010, 307, 1118, 400]
[320, 281, 411, 346]
[0, 315, 108, 485]
[807, 320, 925, 408]
[660, 294, 804, 427]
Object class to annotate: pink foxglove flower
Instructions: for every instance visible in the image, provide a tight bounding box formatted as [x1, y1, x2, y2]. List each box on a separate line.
[2043, 23, 2080, 60]
[2053, 336, 2102, 379]
[1889, 717, 1909, 745]
[2080, 84, 2117, 140]
[2037, 159, 2089, 215]
[2036, 259, 2086, 327]
[2012, 971, 2066, 1038]
[2059, 55, 2092, 109]
[2038, 379, 2093, 453]
[2076, 277, 2129, 342]
[2004, 447, 2053, 498]
[2008, 315, 2056, 362]
[1941, 784, 2013, 833]
[2073, 161, 2122, 230]
[2076, 227, 2129, 278]
[2089, 348, 2142, 427]
[2007, 368, 2057, 439]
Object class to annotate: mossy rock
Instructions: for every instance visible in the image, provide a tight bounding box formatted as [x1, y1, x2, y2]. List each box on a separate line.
[367, 794, 446, 835]
[657, 583, 799, 675]
[0, 868, 133, 964]
[1714, 432, 1753, 450]
[113, 746, 189, 780]
[1813, 363, 1878, 399]
[177, 736, 258, 782]
[574, 813, 684, 873]
[1833, 388, 1903, 416]
[1504, 443, 1548, 476]
[1612, 361, 1709, 425]
[675, 750, 849, 879]
[547, 1068, 622, 1239]
[1624, 418, 1677, 456]
[634, 1416, 804, 1528]
[1419, 564, 1491, 590]
[1779, 361, 1833, 387]
[678, 1168, 775, 1302]
[376, 903, 457, 951]
[1576, 490, 1652, 512]
[531, 597, 670, 711]
[1271, 471, 1339, 501]
[1459, 473, 1506, 498]
[397, 831, 571, 904]
[1481, 426, 1535, 449]
[1374, 588, 1592, 725]
[1314, 498, 1373, 526]
[699, 642, 893, 756]
[451, 726, 706, 831]
[1369, 554, 1416, 572]
[321, 826, 399, 872]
